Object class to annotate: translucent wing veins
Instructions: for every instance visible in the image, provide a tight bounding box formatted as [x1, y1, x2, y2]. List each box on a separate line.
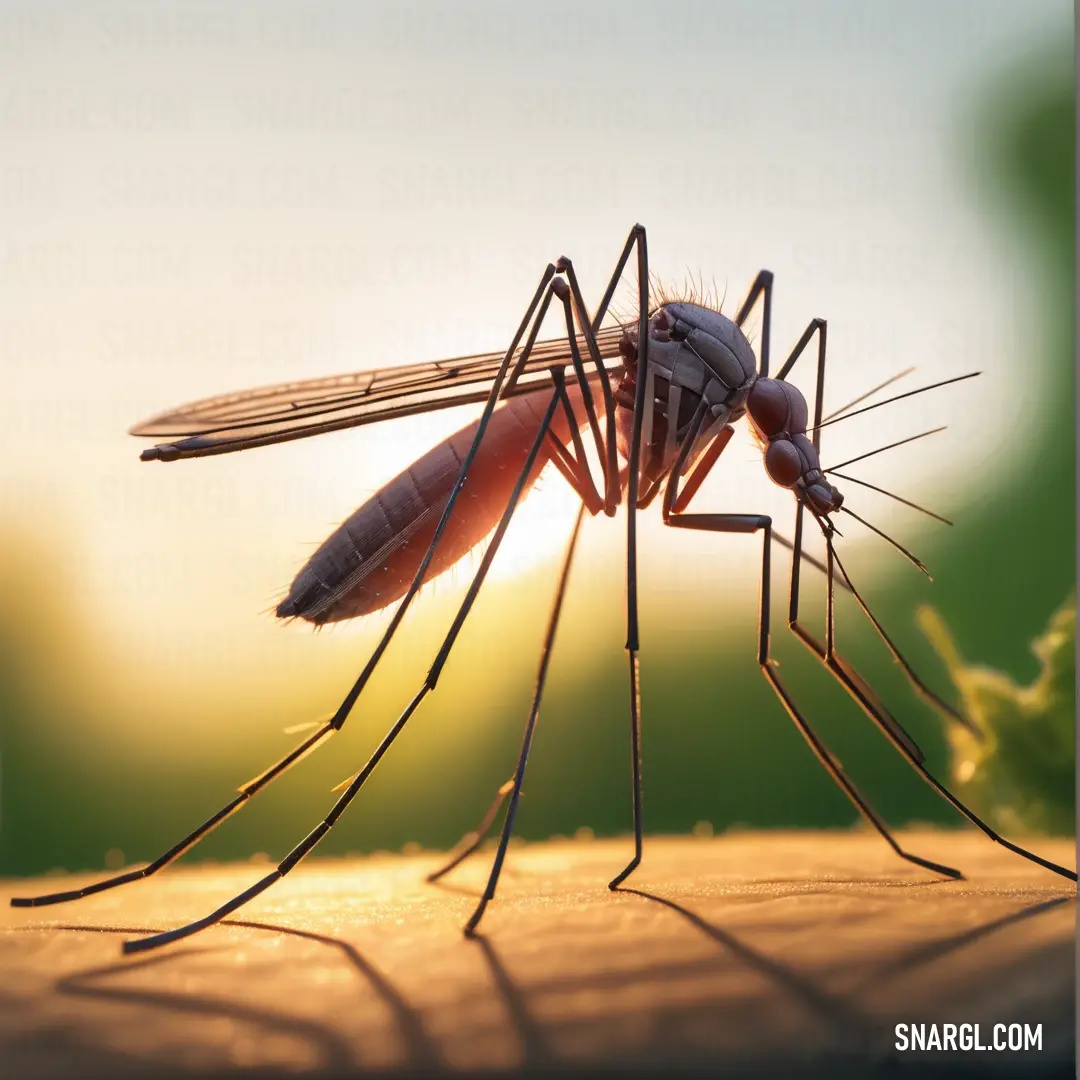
[133, 325, 625, 461]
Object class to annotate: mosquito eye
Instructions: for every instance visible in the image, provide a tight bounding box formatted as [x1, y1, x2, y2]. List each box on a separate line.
[765, 440, 803, 487]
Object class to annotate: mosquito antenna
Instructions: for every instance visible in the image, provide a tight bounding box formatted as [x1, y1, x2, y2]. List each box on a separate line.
[826, 426, 945, 472]
[839, 505, 931, 579]
[821, 368, 916, 423]
[827, 470, 953, 527]
[815, 372, 980, 432]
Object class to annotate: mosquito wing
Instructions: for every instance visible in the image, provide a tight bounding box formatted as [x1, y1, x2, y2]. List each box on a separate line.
[132, 325, 625, 461]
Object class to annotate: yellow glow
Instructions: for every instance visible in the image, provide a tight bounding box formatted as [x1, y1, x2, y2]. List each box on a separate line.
[470, 464, 585, 584]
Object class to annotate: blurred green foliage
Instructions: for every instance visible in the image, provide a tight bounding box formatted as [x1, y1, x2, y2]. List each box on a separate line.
[919, 594, 1075, 834]
[928, 40, 1075, 676]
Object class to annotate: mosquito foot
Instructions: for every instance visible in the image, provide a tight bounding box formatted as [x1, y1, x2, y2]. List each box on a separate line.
[609, 857, 641, 890]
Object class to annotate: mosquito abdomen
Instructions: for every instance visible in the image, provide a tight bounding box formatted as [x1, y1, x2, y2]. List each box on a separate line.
[276, 386, 585, 624]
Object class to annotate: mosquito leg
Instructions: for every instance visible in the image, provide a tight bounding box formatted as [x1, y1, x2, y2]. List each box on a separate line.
[430, 407, 597, 888]
[669, 424, 734, 515]
[661, 413, 953, 876]
[543, 431, 603, 516]
[734, 270, 775, 376]
[609, 225, 650, 890]
[464, 502, 586, 935]
[426, 779, 515, 884]
[504, 224, 644, 517]
[665, 510, 963, 880]
[542, 298, 606, 514]
[771, 530, 851, 595]
[12, 263, 565, 911]
[122, 372, 571, 954]
[429, 378, 603, 887]
[560, 265, 618, 511]
[546, 278, 607, 505]
[391, 230, 651, 895]
[659, 404, 850, 594]
[10, 724, 339, 908]
[430, 356, 605, 897]
[611, 293, 843, 891]
[556, 224, 647, 514]
[795, 518, 1077, 882]
[775, 317, 828, 395]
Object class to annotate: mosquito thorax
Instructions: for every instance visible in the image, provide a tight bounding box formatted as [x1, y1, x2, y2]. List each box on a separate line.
[619, 302, 757, 387]
[615, 302, 758, 473]
[746, 377, 843, 515]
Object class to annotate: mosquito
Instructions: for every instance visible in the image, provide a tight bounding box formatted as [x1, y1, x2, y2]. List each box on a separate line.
[13, 224, 1075, 952]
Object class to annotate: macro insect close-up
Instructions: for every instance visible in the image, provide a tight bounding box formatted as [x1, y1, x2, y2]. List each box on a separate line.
[1, 4, 1074, 1077]
[11, 222, 1076, 954]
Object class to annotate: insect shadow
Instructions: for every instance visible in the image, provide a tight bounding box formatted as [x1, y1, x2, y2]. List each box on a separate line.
[32, 887, 1072, 1076]
[45, 919, 437, 1073]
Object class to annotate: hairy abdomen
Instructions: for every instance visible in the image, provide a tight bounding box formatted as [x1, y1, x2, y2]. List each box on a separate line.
[277, 385, 592, 624]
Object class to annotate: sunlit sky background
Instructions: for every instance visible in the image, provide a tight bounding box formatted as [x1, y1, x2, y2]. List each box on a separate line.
[0, 0, 1070, 769]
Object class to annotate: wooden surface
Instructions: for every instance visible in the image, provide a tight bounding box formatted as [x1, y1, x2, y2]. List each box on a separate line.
[2, 831, 1075, 1079]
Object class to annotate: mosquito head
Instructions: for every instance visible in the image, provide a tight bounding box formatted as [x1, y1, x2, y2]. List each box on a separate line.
[747, 376, 844, 516]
